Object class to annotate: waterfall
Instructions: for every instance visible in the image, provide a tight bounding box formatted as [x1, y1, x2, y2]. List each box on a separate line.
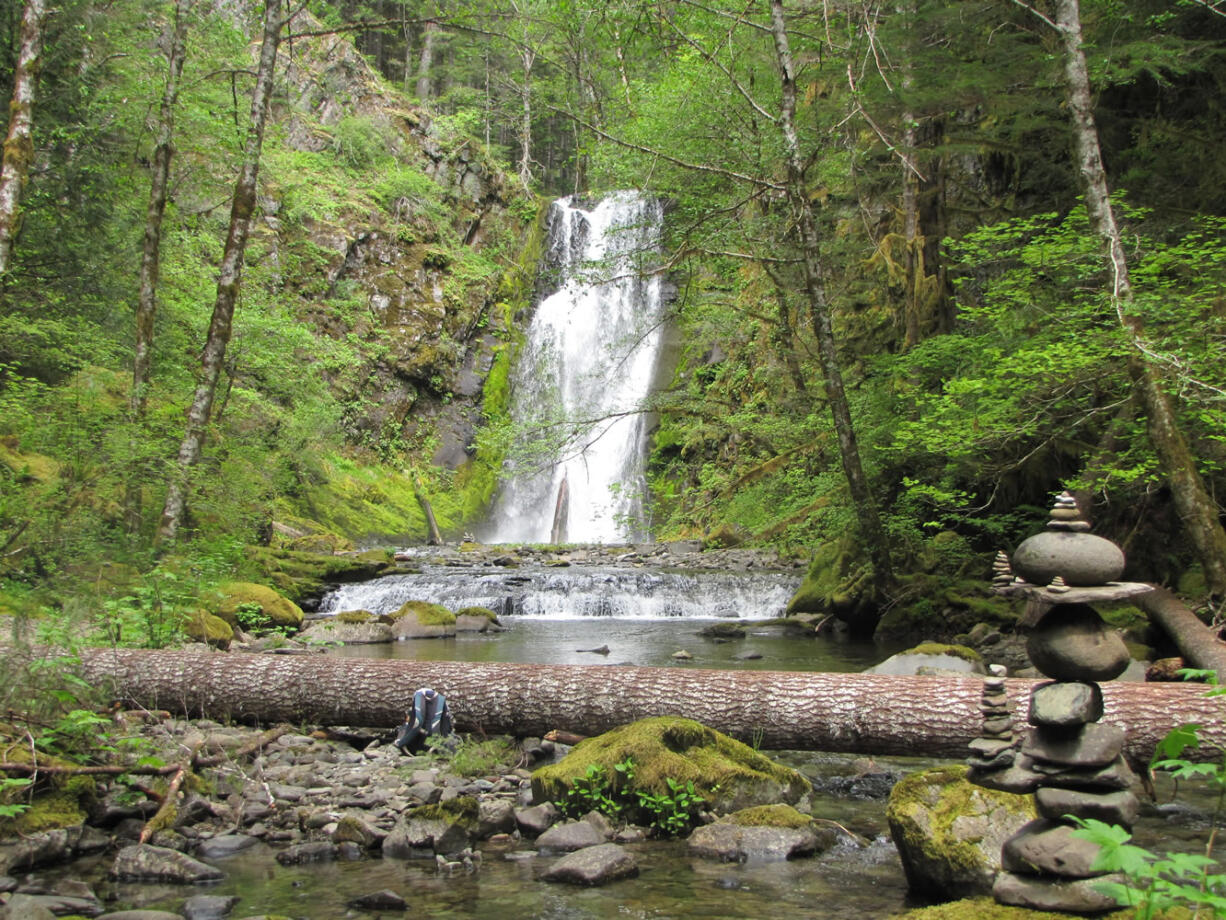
[483, 191, 667, 544]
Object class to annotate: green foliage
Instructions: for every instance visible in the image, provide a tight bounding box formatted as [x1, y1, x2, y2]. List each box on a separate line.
[447, 736, 517, 777]
[0, 777, 32, 819]
[555, 756, 707, 837]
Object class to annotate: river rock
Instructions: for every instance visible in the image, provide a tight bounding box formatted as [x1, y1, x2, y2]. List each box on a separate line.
[687, 824, 823, 862]
[516, 802, 561, 836]
[347, 889, 407, 910]
[1028, 681, 1103, 727]
[297, 618, 392, 644]
[867, 646, 985, 677]
[383, 810, 472, 857]
[274, 842, 337, 864]
[1026, 606, 1131, 682]
[5, 891, 102, 917]
[536, 820, 605, 853]
[477, 798, 517, 838]
[182, 894, 241, 920]
[109, 844, 224, 883]
[1035, 787, 1138, 826]
[194, 834, 258, 859]
[1001, 819, 1105, 877]
[540, 843, 638, 886]
[994, 869, 1125, 912]
[1029, 754, 1136, 791]
[886, 764, 1035, 898]
[0, 895, 58, 920]
[0, 825, 109, 872]
[1022, 722, 1124, 768]
[1011, 530, 1125, 587]
[94, 913, 186, 920]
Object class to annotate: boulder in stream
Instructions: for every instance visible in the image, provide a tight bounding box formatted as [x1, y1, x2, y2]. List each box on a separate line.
[540, 842, 638, 886]
[887, 764, 1035, 899]
[109, 844, 224, 883]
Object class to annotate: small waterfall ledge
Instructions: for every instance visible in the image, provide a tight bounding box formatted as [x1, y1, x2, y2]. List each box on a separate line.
[483, 191, 668, 544]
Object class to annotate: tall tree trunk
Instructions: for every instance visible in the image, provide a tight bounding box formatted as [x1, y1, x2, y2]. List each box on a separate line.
[72, 646, 1225, 761]
[415, 18, 438, 102]
[1054, 0, 1226, 595]
[517, 45, 535, 192]
[767, 0, 893, 607]
[0, 0, 47, 276]
[158, 0, 282, 544]
[126, 0, 191, 533]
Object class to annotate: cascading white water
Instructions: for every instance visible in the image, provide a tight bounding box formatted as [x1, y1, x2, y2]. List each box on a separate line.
[483, 191, 666, 544]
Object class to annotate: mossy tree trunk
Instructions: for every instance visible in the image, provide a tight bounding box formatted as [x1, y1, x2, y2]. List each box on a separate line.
[158, 0, 283, 543]
[768, 0, 893, 621]
[1051, 0, 1226, 595]
[0, 0, 47, 276]
[73, 647, 1225, 762]
[127, 0, 191, 534]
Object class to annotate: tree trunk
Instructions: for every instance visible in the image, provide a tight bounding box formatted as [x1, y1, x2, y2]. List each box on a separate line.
[72, 647, 1225, 762]
[0, 0, 47, 276]
[157, 0, 282, 544]
[1136, 586, 1226, 680]
[1054, 0, 1226, 595]
[517, 45, 535, 192]
[767, 0, 893, 614]
[126, 0, 191, 534]
[413, 476, 443, 545]
[415, 18, 437, 102]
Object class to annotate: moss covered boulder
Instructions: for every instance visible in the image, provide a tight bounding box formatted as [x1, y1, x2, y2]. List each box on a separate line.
[182, 610, 234, 649]
[387, 600, 456, 639]
[532, 717, 810, 814]
[786, 537, 880, 635]
[887, 764, 1035, 900]
[297, 612, 392, 645]
[455, 605, 501, 633]
[210, 582, 304, 631]
[687, 803, 836, 863]
[247, 546, 394, 605]
[889, 897, 1139, 920]
[867, 642, 985, 677]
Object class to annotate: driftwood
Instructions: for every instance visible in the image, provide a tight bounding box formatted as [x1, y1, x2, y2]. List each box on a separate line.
[1135, 586, 1226, 680]
[72, 646, 1226, 762]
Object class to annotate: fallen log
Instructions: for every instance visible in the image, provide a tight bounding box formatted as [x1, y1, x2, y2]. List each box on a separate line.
[1135, 586, 1226, 681]
[73, 647, 1226, 762]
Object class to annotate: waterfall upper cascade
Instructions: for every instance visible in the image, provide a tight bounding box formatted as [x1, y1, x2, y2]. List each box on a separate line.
[483, 191, 667, 544]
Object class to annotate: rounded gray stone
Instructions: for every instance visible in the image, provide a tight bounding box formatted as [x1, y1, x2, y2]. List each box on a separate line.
[1022, 723, 1124, 769]
[109, 844, 224, 883]
[687, 823, 826, 862]
[1029, 681, 1103, 727]
[994, 869, 1125, 913]
[1012, 531, 1125, 586]
[541, 842, 638, 886]
[1027, 606, 1131, 682]
[536, 820, 605, 853]
[1035, 788, 1138, 827]
[1001, 819, 1106, 877]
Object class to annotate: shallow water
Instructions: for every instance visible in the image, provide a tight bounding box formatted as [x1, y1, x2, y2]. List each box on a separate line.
[327, 616, 897, 672]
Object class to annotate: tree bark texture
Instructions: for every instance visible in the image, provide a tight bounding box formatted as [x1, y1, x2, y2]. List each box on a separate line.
[1136, 586, 1226, 680]
[73, 647, 1225, 762]
[767, 0, 893, 607]
[158, 0, 282, 543]
[0, 0, 47, 276]
[1054, 0, 1226, 595]
[415, 18, 437, 101]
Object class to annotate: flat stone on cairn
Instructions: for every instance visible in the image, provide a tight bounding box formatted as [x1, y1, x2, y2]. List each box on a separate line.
[973, 491, 1140, 915]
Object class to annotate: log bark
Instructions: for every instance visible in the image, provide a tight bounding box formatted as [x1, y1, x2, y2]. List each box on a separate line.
[73, 647, 1225, 762]
[1136, 586, 1226, 680]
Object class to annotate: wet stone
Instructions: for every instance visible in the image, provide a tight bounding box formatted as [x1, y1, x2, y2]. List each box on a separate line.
[1026, 605, 1131, 682]
[1001, 819, 1106, 878]
[1035, 787, 1139, 828]
[1029, 681, 1104, 728]
[1029, 754, 1136, 791]
[540, 843, 638, 886]
[994, 869, 1125, 913]
[1022, 723, 1124, 768]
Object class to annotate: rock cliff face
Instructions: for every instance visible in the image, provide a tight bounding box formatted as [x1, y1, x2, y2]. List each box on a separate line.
[255, 10, 533, 472]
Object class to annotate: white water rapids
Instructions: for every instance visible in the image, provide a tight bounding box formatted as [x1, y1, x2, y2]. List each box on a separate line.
[482, 191, 667, 544]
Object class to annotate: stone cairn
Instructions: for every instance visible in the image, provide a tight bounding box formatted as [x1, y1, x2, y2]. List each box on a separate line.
[969, 492, 1151, 914]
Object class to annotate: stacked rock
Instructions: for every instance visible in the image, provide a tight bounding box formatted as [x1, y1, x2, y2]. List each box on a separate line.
[967, 674, 1016, 773]
[992, 551, 1014, 590]
[972, 493, 1144, 915]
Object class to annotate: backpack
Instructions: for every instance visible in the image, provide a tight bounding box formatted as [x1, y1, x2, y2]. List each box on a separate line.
[394, 687, 452, 753]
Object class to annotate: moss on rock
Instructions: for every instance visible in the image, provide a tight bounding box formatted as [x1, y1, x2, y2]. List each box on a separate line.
[413, 796, 480, 831]
[903, 642, 981, 663]
[182, 610, 234, 648]
[335, 610, 374, 624]
[388, 600, 455, 626]
[211, 582, 304, 630]
[886, 764, 1035, 900]
[725, 803, 813, 829]
[246, 546, 393, 605]
[455, 605, 498, 621]
[890, 897, 1139, 920]
[531, 716, 810, 813]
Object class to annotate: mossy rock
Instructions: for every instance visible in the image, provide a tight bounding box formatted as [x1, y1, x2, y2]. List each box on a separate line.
[786, 537, 879, 635]
[211, 582, 304, 630]
[724, 803, 812, 829]
[531, 716, 810, 813]
[0, 436, 60, 483]
[699, 622, 747, 639]
[455, 605, 501, 633]
[886, 764, 1035, 899]
[455, 606, 498, 622]
[876, 575, 1019, 645]
[182, 610, 234, 648]
[890, 897, 1142, 920]
[297, 616, 392, 645]
[335, 610, 375, 624]
[0, 745, 97, 836]
[246, 547, 393, 604]
[413, 796, 480, 831]
[903, 642, 981, 662]
[387, 600, 456, 639]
